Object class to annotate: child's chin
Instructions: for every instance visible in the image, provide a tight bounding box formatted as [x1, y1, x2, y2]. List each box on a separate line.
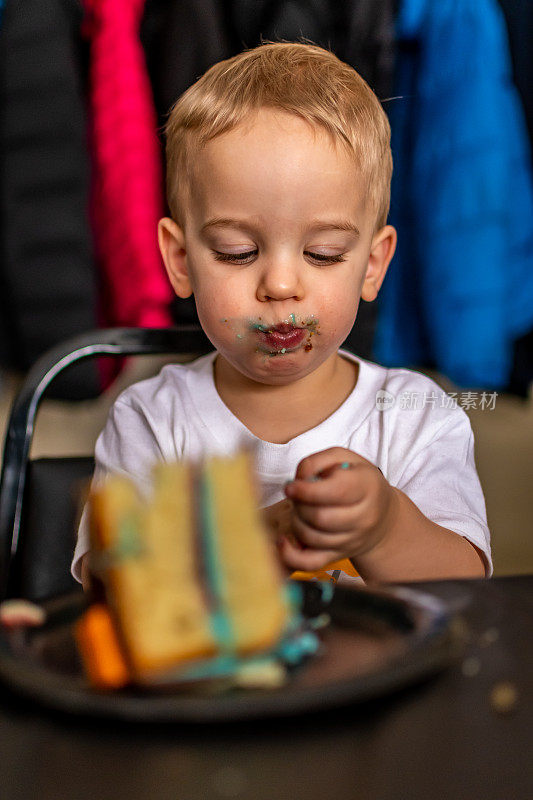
[218, 344, 322, 385]
[250, 350, 318, 381]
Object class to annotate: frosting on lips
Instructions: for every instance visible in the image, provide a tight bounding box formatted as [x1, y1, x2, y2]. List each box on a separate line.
[256, 323, 307, 353]
[240, 315, 320, 355]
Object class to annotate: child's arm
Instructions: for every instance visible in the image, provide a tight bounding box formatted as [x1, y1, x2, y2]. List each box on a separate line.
[262, 499, 297, 576]
[280, 447, 486, 582]
[354, 486, 486, 581]
[80, 553, 93, 593]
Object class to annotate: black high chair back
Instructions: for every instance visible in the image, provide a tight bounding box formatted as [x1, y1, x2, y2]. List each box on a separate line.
[0, 326, 211, 602]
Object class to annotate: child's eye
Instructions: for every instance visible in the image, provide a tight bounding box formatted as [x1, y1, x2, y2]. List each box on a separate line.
[212, 250, 346, 265]
[213, 250, 258, 263]
[305, 251, 347, 265]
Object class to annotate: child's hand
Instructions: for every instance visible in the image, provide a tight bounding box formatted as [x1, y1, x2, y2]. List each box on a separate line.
[80, 553, 94, 593]
[280, 447, 395, 573]
[262, 498, 297, 575]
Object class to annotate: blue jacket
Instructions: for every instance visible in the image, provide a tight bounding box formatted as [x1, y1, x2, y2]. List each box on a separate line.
[375, 0, 533, 388]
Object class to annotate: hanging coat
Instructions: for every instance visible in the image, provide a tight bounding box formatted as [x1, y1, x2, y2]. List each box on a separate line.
[375, 0, 533, 389]
[0, 0, 101, 398]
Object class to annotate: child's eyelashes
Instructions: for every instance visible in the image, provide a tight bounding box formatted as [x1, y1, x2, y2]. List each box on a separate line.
[212, 250, 347, 265]
[213, 250, 257, 263]
[304, 251, 347, 265]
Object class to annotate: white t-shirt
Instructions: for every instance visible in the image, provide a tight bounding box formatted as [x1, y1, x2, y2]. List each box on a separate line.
[72, 350, 492, 581]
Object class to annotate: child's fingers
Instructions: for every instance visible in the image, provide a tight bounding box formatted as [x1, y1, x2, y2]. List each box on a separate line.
[291, 512, 353, 548]
[278, 536, 340, 573]
[294, 447, 358, 481]
[285, 465, 366, 506]
[292, 501, 359, 533]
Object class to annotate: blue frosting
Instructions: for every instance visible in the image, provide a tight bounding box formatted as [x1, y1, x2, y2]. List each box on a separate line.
[169, 582, 324, 684]
[197, 471, 235, 653]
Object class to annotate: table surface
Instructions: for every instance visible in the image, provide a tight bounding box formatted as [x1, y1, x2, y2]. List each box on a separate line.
[0, 575, 531, 800]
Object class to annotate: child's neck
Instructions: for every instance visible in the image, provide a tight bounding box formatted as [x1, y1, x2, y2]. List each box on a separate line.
[213, 353, 358, 444]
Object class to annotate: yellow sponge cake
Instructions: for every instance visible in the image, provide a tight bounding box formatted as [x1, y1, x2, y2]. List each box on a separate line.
[76, 451, 295, 689]
[201, 453, 289, 656]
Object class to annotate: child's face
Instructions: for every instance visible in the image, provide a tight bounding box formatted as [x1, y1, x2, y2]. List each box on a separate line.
[160, 109, 395, 386]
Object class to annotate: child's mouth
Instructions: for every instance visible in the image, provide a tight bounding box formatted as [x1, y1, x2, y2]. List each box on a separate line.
[254, 322, 308, 353]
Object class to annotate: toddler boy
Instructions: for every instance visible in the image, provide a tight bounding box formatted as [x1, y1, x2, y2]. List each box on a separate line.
[73, 42, 490, 588]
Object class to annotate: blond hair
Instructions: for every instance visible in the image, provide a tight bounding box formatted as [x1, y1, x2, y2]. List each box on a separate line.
[165, 42, 392, 230]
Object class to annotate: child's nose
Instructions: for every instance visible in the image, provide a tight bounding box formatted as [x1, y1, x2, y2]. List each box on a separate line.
[256, 258, 304, 302]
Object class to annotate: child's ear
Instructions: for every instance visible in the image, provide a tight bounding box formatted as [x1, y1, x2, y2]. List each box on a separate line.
[158, 217, 193, 298]
[361, 225, 397, 302]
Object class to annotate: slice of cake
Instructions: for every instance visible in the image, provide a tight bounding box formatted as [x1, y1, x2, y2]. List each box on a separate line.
[199, 453, 289, 656]
[75, 451, 311, 690]
[88, 462, 218, 676]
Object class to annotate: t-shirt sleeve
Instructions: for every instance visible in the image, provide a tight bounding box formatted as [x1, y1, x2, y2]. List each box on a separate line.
[71, 396, 171, 583]
[393, 409, 492, 575]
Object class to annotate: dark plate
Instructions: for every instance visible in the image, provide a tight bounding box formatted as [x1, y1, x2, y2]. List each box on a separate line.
[0, 582, 465, 722]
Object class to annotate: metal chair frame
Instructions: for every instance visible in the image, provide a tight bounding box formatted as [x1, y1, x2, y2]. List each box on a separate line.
[0, 326, 211, 598]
